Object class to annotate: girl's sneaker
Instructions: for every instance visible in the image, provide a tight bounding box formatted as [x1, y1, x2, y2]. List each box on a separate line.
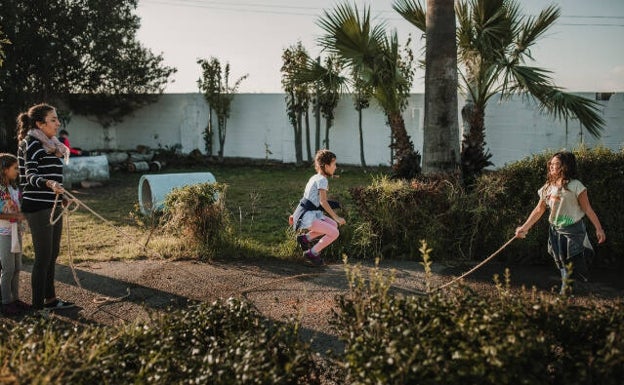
[296, 234, 312, 250]
[15, 300, 31, 310]
[2, 302, 20, 316]
[303, 250, 323, 267]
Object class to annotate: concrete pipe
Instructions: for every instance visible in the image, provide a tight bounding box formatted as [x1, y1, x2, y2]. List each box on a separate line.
[138, 172, 217, 215]
[63, 155, 110, 188]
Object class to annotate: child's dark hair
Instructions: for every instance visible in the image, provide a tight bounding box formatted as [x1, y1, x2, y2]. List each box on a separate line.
[0, 153, 18, 187]
[314, 149, 336, 176]
[16, 103, 56, 141]
[547, 151, 578, 188]
[59, 129, 69, 136]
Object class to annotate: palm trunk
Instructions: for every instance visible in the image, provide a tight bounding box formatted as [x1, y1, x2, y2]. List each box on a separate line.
[358, 108, 367, 167]
[388, 111, 421, 178]
[294, 111, 303, 165]
[218, 117, 226, 161]
[305, 109, 312, 162]
[423, 0, 459, 174]
[315, 94, 321, 152]
[460, 101, 492, 184]
[324, 118, 331, 149]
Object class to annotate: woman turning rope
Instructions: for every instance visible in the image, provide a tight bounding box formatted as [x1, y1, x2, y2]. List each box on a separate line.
[515, 151, 605, 295]
[17, 103, 74, 312]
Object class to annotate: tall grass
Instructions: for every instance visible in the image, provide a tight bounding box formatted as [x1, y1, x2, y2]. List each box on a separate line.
[21, 164, 382, 263]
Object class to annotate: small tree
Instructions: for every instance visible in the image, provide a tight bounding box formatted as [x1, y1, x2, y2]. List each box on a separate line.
[352, 67, 373, 167]
[318, 2, 421, 178]
[197, 57, 248, 161]
[290, 54, 348, 151]
[281, 42, 311, 165]
[315, 55, 346, 149]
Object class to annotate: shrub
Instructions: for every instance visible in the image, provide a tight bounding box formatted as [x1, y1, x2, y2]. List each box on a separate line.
[331, 251, 624, 385]
[349, 174, 474, 261]
[349, 147, 624, 267]
[0, 299, 321, 384]
[162, 182, 233, 259]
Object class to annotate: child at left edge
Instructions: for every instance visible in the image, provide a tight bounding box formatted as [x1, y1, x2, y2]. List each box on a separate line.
[0, 153, 29, 316]
[290, 149, 346, 266]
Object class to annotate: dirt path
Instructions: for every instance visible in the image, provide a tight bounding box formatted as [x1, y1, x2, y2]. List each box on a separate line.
[4, 257, 623, 355]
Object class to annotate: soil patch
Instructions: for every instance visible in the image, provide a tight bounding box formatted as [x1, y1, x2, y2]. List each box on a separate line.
[4, 258, 622, 343]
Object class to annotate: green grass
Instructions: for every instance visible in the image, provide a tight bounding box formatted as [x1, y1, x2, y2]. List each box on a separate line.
[22, 163, 384, 263]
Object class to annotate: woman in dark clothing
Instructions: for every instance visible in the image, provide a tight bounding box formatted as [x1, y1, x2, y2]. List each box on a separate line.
[17, 103, 74, 312]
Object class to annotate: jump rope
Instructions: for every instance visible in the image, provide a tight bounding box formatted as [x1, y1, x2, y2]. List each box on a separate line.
[49, 189, 150, 310]
[47, 188, 518, 313]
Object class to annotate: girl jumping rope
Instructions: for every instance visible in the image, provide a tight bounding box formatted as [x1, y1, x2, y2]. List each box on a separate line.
[515, 151, 606, 294]
[291, 149, 345, 266]
[0, 153, 28, 316]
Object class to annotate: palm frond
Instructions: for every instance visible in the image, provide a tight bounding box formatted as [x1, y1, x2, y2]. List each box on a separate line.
[317, 2, 385, 68]
[533, 89, 605, 138]
[392, 0, 426, 32]
[502, 64, 554, 95]
[512, 4, 559, 62]
[506, 65, 604, 137]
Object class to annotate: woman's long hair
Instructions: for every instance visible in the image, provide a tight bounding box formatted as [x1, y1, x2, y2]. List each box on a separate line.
[16, 103, 56, 141]
[546, 151, 578, 190]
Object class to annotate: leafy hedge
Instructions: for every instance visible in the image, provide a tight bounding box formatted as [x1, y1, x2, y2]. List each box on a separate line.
[332, 263, 624, 385]
[348, 147, 624, 267]
[162, 182, 233, 259]
[0, 299, 320, 384]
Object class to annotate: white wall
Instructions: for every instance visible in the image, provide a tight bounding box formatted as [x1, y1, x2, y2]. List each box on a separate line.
[65, 92, 623, 167]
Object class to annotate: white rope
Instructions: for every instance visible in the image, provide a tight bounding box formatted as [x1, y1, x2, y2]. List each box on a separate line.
[433, 235, 517, 292]
[50, 191, 141, 307]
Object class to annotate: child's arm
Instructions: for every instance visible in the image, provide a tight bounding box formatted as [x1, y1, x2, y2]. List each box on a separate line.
[0, 212, 24, 221]
[319, 189, 345, 225]
[515, 200, 547, 238]
[578, 190, 606, 243]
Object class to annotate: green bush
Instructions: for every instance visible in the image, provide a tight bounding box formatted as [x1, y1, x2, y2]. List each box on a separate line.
[349, 174, 475, 261]
[0, 298, 320, 384]
[331, 261, 624, 385]
[349, 147, 624, 267]
[162, 182, 233, 259]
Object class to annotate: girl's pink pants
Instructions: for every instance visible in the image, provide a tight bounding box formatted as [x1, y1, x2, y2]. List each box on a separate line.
[308, 216, 339, 254]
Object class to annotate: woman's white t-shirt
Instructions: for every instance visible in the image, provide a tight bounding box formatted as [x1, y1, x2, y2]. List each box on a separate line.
[539, 179, 586, 228]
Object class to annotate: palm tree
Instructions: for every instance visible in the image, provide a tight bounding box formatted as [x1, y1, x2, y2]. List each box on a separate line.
[352, 66, 373, 167]
[318, 2, 421, 178]
[394, 0, 605, 183]
[298, 54, 348, 150]
[281, 42, 311, 165]
[395, 0, 460, 174]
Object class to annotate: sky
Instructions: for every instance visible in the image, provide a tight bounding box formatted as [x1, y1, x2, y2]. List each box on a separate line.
[136, 0, 624, 94]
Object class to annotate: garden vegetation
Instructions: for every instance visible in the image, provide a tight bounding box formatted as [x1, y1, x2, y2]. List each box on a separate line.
[1, 147, 622, 383]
